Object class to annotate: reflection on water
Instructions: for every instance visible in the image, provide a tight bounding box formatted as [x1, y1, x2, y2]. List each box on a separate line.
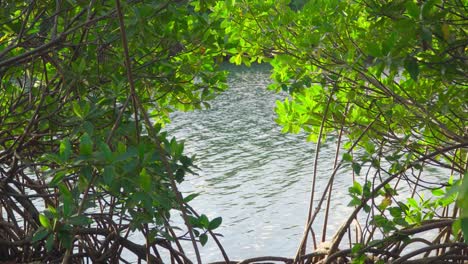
[165, 64, 354, 262]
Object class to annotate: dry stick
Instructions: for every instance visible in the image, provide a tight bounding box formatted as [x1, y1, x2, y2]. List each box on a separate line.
[293, 115, 380, 263]
[311, 229, 317, 251]
[431, 227, 451, 257]
[299, 87, 336, 257]
[443, 149, 458, 226]
[115, 225, 133, 260]
[325, 143, 468, 264]
[410, 147, 428, 198]
[162, 216, 186, 257]
[16, 1, 35, 45]
[106, 93, 133, 144]
[113, 1, 202, 263]
[321, 104, 347, 242]
[347, 226, 352, 249]
[142, 223, 151, 264]
[363, 169, 379, 247]
[114, 0, 140, 141]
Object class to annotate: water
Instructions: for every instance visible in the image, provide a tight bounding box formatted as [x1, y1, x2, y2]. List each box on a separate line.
[164, 64, 449, 262]
[165, 64, 355, 262]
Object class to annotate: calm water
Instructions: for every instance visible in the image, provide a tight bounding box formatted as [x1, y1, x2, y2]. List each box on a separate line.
[165, 64, 355, 262]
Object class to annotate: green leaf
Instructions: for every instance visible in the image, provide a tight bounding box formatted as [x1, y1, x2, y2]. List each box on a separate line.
[188, 216, 199, 227]
[388, 207, 402, 217]
[78, 174, 89, 193]
[405, 1, 419, 19]
[47, 205, 58, 217]
[139, 168, 152, 192]
[351, 243, 363, 254]
[103, 166, 115, 186]
[68, 215, 91, 226]
[307, 133, 319, 142]
[208, 217, 222, 230]
[457, 172, 468, 209]
[183, 193, 199, 203]
[230, 53, 243, 65]
[59, 138, 71, 161]
[81, 166, 93, 180]
[461, 218, 468, 243]
[394, 217, 409, 227]
[79, 133, 93, 156]
[174, 141, 184, 158]
[366, 43, 382, 57]
[59, 232, 73, 249]
[348, 196, 362, 207]
[421, 26, 432, 44]
[342, 153, 352, 162]
[363, 204, 371, 213]
[72, 101, 82, 118]
[44, 209, 55, 219]
[99, 141, 113, 162]
[50, 171, 66, 186]
[58, 183, 73, 217]
[349, 181, 363, 195]
[452, 218, 461, 237]
[199, 214, 209, 229]
[77, 58, 86, 73]
[58, 183, 72, 199]
[42, 153, 63, 164]
[407, 198, 419, 209]
[39, 214, 52, 230]
[421, 0, 436, 18]
[46, 234, 55, 252]
[404, 57, 419, 81]
[199, 233, 208, 246]
[431, 188, 444, 197]
[352, 162, 361, 175]
[32, 228, 49, 243]
[363, 181, 372, 198]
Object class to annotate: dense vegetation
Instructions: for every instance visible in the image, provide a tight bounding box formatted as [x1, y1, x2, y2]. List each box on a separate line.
[0, 0, 466, 263]
[0, 1, 227, 263]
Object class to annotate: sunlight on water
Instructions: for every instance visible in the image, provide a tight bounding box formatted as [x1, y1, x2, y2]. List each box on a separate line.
[164, 64, 355, 262]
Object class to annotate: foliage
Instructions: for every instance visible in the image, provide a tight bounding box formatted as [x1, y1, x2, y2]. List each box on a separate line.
[216, 0, 467, 262]
[0, 0, 226, 262]
[1, 0, 467, 263]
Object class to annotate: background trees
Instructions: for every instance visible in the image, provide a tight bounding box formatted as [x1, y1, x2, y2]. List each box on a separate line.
[0, 1, 227, 262]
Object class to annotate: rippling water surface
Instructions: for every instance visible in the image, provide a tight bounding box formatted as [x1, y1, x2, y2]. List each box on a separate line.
[164, 64, 354, 262]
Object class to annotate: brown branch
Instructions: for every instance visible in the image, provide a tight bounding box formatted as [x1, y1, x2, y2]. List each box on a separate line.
[293, 114, 381, 263]
[393, 242, 468, 264]
[325, 143, 468, 263]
